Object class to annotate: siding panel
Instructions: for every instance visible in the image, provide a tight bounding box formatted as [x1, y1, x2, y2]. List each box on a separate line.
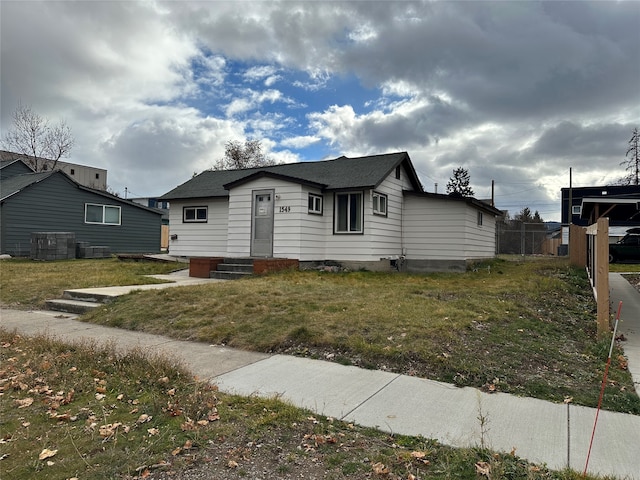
[1, 174, 161, 256]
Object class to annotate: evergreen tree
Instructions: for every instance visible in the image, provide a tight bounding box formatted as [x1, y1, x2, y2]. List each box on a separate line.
[620, 127, 640, 185]
[446, 167, 474, 197]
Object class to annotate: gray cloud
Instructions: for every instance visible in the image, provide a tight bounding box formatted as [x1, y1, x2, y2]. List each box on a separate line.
[1, 0, 638, 221]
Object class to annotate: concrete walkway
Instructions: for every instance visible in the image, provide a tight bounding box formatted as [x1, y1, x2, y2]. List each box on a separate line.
[1, 271, 639, 479]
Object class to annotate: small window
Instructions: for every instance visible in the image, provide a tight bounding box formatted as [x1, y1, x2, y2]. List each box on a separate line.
[395, 166, 401, 179]
[96, 173, 100, 179]
[477, 211, 483, 226]
[335, 192, 363, 233]
[183, 206, 207, 223]
[85, 203, 121, 225]
[572, 205, 581, 215]
[70, 168, 75, 175]
[372, 192, 387, 216]
[308, 193, 323, 215]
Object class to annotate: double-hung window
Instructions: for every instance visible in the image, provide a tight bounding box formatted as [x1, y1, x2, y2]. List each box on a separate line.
[183, 206, 208, 223]
[85, 204, 121, 225]
[372, 192, 387, 216]
[308, 193, 323, 215]
[335, 192, 363, 233]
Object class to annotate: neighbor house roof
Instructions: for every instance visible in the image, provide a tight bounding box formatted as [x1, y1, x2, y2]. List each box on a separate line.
[160, 152, 423, 200]
[0, 171, 52, 201]
[0, 171, 163, 215]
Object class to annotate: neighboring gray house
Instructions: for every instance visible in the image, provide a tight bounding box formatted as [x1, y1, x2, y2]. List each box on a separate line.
[0, 169, 163, 256]
[160, 152, 501, 272]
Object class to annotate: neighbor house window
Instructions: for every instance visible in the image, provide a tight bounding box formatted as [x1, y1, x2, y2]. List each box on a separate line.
[70, 168, 75, 175]
[85, 203, 121, 225]
[335, 192, 363, 233]
[477, 211, 483, 226]
[183, 206, 207, 223]
[572, 205, 581, 216]
[308, 193, 323, 215]
[372, 192, 387, 216]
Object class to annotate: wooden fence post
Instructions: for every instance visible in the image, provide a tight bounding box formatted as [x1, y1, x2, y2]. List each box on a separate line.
[586, 218, 610, 337]
[595, 217, 609, 337]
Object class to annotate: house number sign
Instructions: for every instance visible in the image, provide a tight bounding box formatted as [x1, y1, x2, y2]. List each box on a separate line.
[279, 206, 291, 213]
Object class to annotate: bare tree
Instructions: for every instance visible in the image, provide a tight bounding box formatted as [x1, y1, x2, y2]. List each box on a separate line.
[213, 139, 275, 170]
[446, 166, 474, 197]
[2, 103, 74, 171]
[620, 127, 640, 185]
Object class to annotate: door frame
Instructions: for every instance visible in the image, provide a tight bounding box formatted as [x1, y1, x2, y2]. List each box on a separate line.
[250, 189, 274, 257]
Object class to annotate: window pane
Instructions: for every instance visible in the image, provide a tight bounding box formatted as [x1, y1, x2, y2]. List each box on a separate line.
[350, 193, 362, 231]
[185, 209, 195, 220]
[337, 194, 348, 231]
[86, 205, 103, 223]
[104, 206, 120, 224]
[380, 196, 386, 213]
[196, 208, 207, 220]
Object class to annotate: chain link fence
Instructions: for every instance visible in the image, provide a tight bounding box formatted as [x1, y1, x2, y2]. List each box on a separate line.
[496, 222, 552, 255]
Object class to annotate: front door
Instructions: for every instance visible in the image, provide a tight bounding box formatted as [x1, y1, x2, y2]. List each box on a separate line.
[251, 189, 274, 257]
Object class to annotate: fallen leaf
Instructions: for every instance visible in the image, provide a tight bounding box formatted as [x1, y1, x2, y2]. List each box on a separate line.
[617, 355, 628, 370]
[410, 451, 426, 459]
[15, 397, 34, 408]
[372, 462, 389, 474]
[475, 461, 491, 476]
[38, 448, 58, 460]
[228, 460, 239, 468]
[563, 396, 573, 404]
[147, 428, 159, 436]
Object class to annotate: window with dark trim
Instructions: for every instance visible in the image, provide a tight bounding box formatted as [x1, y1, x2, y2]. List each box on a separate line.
[477, 211, 483, 226]
[335, 192, 363, 233]
[372, 192, 388, 216]
[85, 203, 121, 225]
[308, 193, 323, 215]
[183, 206, 208, 223]
[395, 166, 401, 179]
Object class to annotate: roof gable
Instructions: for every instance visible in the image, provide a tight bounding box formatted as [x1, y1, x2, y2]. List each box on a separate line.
[161, 152, 423, 200]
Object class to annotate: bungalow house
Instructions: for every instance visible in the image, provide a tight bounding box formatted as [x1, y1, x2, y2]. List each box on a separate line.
[0, 168, 163, 257]
[160, 152, 501, 273]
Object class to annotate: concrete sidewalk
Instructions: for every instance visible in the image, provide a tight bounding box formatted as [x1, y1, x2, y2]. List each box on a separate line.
[1, 268, 639, 479]
[2, 308, 639, 479]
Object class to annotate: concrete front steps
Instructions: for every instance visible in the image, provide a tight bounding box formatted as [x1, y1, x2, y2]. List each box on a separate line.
[45, 290, 114, 314]
[210, 258, 254, 280]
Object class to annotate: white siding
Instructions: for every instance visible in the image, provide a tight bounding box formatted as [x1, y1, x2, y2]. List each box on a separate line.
[463, 208, 497, 258]
[167, 198, 228, 257]
[403, 196, 467, 260]
[300, 186, 329, 261]
[227, 177, 305, 258]
[403, 195, 496, 260]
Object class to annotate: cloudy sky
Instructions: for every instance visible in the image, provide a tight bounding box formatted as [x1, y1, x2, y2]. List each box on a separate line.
[1, 1, 638, 221]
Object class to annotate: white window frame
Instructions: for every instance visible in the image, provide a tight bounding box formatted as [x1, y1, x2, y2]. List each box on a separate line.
[572, 205, 581, 216]
[308, 193, 323, 215]
[84, 203, 121, 225]
[372, 191, 388, 216]
[335, 192, 363, 234]
[183, 206, 208, 223]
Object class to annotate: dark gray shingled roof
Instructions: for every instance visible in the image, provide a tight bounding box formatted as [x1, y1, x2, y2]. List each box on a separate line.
[160, 152, 423, 200]
[0, 171, 53, 201]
